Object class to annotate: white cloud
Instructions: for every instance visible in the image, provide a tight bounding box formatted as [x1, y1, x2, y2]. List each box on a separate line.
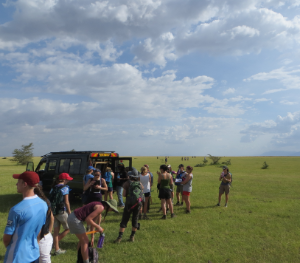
[280, 100, 298, 105]
[223, 88, 235, 95]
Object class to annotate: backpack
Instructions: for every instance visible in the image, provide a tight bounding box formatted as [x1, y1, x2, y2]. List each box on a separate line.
[126, 181, 143, 207]
[103, 171, 111, 183]
[77, 244, 99, 263]
[49, 185, 64, 216]
[175, 171, 185, 186]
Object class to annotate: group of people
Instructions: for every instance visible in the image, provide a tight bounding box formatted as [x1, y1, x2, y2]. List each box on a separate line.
[2, 162, 232, 263]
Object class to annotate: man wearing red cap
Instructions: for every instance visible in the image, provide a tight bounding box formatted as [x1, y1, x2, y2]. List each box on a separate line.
[3, 171, 48, 263]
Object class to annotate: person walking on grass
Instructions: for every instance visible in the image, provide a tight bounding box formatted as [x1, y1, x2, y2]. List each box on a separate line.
[158, 165, 175, 219]
[144, 164, 153, 212]
[181, 166, 193, 214]
[103, 167, 114, 201]
[67, 200, 118, 263]
[175, 164, 185, 206]
[49, 173, 73, 256]
[114, 168, 143, 243]
[217, 166, 232, 207]
[3, 171, 47, 263]
[34, 185, 54, 263]
[139, 166, 151, 220]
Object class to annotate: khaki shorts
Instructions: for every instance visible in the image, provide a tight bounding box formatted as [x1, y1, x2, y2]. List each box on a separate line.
[219, 184, 230, 195]
[54, 211, 69, 230]
[176, 185, 183, 194]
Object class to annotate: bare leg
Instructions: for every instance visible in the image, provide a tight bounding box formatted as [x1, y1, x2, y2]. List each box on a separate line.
[176, 192, 180, 203]
[166, 199, 173, 214]
[218, 193, 222, 204]
[225, 194, 229, 204]
[75, 233, 89, 261]
[104, 191, 108, 201]
[53, 226, 60, 251]
[58, 229, 70, 242]
[144, 196, 149, 214]
[161, 199, 166, 215]
[109, 191, 113, 200]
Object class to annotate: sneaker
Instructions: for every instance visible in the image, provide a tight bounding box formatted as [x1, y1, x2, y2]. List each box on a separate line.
[161, 215, 167, 220]
[143, 214, 150, 220]
[175, 202, 180, 206]
[225, 203, 228, 207]
[216, 203, 220, 206]
[114, 237, 122, 243]
[171, 213, 176, 218]
[129, 236, 134, 242]
[54, 249, 66, 255]
[186, 210, 191, 214]
[180, 202, 183, 206]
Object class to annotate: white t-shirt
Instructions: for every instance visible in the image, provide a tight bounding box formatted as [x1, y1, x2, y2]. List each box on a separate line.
[139, 173, 150, 193]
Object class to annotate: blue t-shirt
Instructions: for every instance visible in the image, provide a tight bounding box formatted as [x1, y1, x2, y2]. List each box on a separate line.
[4, 195, 47, 263]
[84, 174, 94, 185]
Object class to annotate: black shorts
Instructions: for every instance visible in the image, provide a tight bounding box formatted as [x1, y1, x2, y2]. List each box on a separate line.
[158, 188, 171, 200]
[144, 192, 150, 198]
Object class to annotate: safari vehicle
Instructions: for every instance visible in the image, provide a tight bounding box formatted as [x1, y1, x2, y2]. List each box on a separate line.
[26, 151, 132, 198]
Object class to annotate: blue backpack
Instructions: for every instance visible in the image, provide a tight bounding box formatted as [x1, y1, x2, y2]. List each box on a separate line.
[103, 171, 111, 183]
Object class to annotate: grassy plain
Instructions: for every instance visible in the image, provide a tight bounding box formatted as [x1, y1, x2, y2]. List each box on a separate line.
[0, 156, 300, 263]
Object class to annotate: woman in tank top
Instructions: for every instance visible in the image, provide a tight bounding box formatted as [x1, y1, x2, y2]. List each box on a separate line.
[67, 200, 118, 263]
[139, 166, 151, 220]
[181, 165, 193, 214]
[158, 164, 175, 219]
[84, 170, 108, 203]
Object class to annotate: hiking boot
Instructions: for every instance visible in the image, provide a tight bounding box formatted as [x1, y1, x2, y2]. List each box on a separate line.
[138, 214, 142, 220]
[143, 214, 150, 220]
[171, 213, 176, 218]
[216, 203, 220, 206]
[157, 208, 162, 213]
[114, 237, 122, 244]
[186, 210, 191, 214]
[175, 202, 180, 206]
[54, 249, 66, 255]
[129, 236, 135, 242]
[161, 215, 167, 220]
[180, 202, 183, 206]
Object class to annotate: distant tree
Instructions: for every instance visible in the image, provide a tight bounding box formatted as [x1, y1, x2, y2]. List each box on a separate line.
[11, 143, 34, 165]
[207, 154, 221, 165]
[70, 149, 76, 152]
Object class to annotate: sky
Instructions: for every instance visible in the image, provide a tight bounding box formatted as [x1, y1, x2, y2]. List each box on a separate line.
[1, 0, 300, 157]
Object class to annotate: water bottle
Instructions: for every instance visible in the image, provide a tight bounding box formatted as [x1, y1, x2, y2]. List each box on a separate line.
[97, 233, 105, 248]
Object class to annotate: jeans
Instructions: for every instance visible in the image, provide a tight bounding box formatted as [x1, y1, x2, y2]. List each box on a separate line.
[116, 186, 124, 206]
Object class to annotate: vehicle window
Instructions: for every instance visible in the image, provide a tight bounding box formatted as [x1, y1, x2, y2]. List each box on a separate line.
[59, 159, 70, 173]
[48, 160, 57, 172]
[116, 160, 130, 172]
[36, 161, 46, 172]
[69, 159, 81, 174]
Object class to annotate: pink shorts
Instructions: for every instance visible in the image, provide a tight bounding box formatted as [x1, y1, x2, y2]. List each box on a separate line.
[182, 191, 190, 196]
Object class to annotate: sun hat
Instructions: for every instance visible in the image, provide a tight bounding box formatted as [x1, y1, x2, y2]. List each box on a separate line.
[88, 166, 96, 170]
[222, 166, 228, 170]
[128, 167, 139, 178]
[167, 164, 171, 168]
[102, 199, 119, 213]
[13, 171, 40, 187]
[59, 173, 73, 180]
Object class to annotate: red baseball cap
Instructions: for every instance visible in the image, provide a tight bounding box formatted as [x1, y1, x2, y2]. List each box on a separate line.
[58, 173, 73, 180]
[13, 171, 40, 187]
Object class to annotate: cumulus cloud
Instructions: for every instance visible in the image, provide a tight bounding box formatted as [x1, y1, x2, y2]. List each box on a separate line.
[223, 88, 235, 95]
[244, 66, 300, 94]
[241, 111, 300, 148]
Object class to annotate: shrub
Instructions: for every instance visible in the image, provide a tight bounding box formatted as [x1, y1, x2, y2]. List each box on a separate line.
[222, 159, 231, 165]
[262, 161, 269, 169]
[207, 154, 221, 165]
[2, 157, 7, 159]
[195, 163, 205, 167]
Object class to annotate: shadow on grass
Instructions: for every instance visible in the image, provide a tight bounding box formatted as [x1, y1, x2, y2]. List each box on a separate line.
[0, 194, 22, 213]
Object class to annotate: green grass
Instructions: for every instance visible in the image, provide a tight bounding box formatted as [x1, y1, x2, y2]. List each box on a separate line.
[1, 156, 300, 263]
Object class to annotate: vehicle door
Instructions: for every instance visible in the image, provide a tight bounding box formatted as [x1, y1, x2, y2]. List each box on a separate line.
[42, 159, 58, 192]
